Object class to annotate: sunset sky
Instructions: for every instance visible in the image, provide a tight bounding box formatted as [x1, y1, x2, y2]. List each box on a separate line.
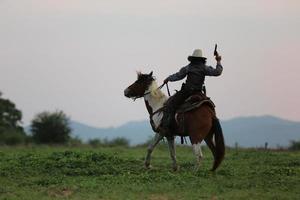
[0, 0, 299, 127]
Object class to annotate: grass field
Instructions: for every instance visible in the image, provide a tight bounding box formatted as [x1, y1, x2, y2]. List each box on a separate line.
[0, 145, 299, 200]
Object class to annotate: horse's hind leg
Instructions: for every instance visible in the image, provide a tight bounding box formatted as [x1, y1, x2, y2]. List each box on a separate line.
[186, 105, 213, 170]
[192, 143, 203, 170]
[167, 136, 178, 171]
[145, 133, 164, 169]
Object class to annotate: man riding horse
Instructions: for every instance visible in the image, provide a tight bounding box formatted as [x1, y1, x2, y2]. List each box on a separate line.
[123, 48, 225, 171]
[161, 48, 223, 136]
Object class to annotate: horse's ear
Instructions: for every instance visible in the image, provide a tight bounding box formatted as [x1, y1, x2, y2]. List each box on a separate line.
[136, 71, 141, 78]
[149, 71, 153, 77]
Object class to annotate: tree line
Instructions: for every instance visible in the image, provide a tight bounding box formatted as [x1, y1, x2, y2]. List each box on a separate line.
[0, 92, 130, 146]
[0, 91, 72, 145]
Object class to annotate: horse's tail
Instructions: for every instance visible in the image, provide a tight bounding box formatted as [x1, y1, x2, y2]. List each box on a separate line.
[211, 118, 225, 171]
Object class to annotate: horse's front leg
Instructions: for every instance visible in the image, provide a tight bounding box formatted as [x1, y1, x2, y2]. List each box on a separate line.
[167, 136, 178, 171]
[145, 133, 164, 169]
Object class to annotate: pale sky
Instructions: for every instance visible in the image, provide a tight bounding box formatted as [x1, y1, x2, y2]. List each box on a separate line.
[0, 0, 300, 127]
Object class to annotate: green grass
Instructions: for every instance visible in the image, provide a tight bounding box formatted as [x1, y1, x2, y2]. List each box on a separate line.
[0, 145, 299, 200]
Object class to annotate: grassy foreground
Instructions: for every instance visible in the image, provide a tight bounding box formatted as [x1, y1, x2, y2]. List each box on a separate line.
[0, 145, 299, 200]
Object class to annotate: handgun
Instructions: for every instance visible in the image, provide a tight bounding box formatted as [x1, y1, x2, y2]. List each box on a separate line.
[214, 44, 219, 57]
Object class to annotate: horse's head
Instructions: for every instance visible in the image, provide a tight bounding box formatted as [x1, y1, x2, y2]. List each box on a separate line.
[124, 71, 154, 99]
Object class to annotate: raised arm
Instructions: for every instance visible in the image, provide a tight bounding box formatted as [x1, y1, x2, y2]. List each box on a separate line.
[165, 66, 188, 82]
[204, 55, 223, 76]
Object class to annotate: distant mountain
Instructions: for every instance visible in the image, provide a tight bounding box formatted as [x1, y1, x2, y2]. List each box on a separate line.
[69, 115, 300, 148]
[222, 115, 300, 148]
[25, 115, 300, 148]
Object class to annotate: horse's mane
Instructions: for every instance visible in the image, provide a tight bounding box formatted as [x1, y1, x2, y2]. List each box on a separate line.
[148, 81, 167, 100]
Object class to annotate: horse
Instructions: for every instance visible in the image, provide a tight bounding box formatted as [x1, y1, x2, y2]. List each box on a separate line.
[124, 71, 225, 171]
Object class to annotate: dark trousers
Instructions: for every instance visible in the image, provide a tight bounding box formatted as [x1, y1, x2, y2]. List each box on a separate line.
[161, 86, 195, 131]
[165, 89, 190, 114]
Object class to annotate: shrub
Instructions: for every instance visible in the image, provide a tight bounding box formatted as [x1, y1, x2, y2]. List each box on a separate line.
[288, 140, 300, 151]
[88, 139, 103, 147]
[31, 110, 71, 144]
[107, 137, 129, 147]
[0, 129, 26, 145]
[88, 137, 130, 147]
[68, 136, 83, 147]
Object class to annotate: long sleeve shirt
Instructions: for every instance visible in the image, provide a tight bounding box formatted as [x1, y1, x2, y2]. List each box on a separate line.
[166, 62, 223, 91]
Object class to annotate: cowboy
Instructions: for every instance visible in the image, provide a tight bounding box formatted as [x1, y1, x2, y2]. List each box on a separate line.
[161, 49, 223, 134]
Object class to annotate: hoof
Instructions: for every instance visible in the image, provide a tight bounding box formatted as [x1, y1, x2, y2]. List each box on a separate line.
[172, 165, 179, 172]
[144, 162, 152, 169]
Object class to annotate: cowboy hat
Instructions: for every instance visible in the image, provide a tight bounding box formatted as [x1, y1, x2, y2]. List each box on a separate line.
[188, 49, 207, 61]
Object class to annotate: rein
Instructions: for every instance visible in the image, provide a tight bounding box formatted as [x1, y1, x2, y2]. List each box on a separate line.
[133, 82, 170, 101]
[166, 82, 171, 97]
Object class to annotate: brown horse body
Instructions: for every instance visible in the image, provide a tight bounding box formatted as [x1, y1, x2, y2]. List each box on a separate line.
[182, 105, 225, 170]
[124, 72, 225, 171]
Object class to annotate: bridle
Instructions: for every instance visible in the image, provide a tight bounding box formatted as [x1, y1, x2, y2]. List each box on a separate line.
[132, 82, 171, 101]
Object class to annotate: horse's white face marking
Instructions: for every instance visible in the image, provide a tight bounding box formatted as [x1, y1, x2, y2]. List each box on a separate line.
[144, 81, 168, 129]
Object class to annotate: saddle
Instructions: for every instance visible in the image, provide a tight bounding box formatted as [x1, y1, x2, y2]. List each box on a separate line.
[176, 93, 215, 114]
[174, 93, 216, 137]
